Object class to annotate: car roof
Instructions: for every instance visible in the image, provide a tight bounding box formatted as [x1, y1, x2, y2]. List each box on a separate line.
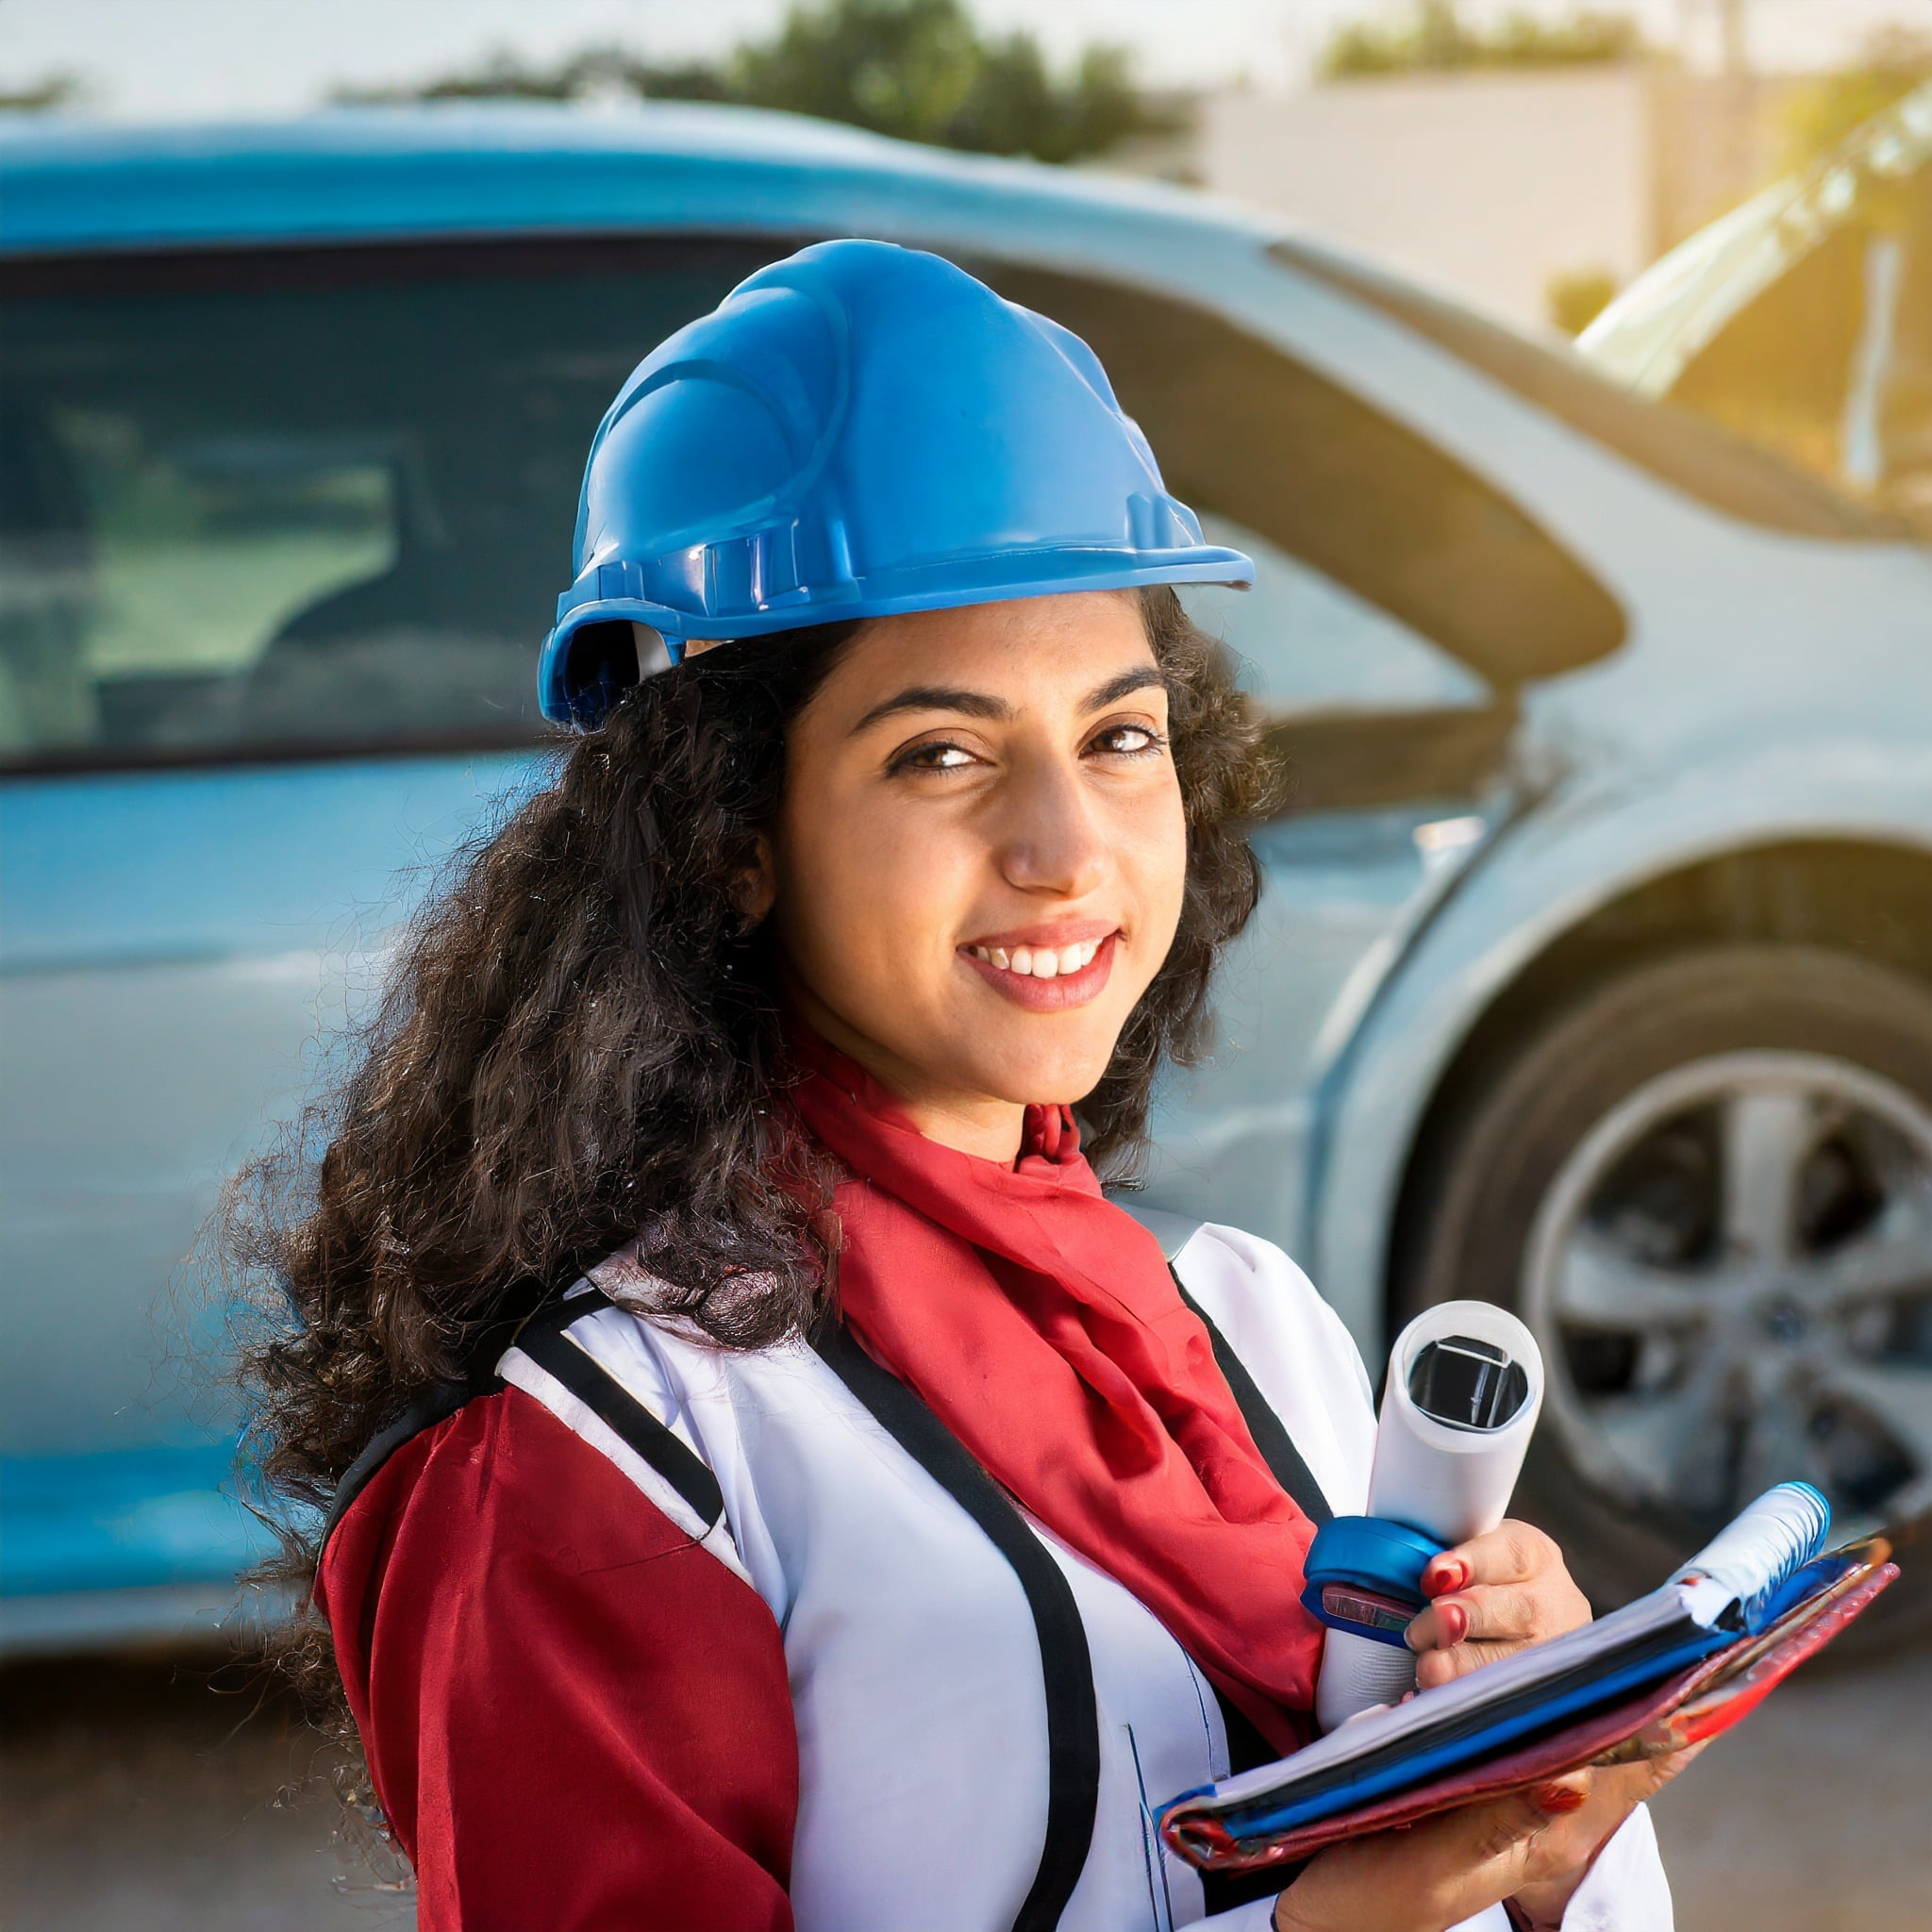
[0, 101, 1277, 266]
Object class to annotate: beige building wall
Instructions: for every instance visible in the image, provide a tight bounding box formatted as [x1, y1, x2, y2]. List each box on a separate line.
[1200, 68, 1655, 330]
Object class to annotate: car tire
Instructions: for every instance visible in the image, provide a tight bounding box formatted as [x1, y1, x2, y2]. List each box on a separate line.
[1392, 942, 1932, 1649]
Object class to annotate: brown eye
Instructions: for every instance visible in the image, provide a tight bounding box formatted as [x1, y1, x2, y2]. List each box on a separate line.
[890, 739, 979, 774]
[1089, 723, 1165, 758]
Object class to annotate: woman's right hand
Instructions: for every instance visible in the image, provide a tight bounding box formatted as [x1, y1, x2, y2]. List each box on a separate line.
[1270, 1778, 1590, 1932]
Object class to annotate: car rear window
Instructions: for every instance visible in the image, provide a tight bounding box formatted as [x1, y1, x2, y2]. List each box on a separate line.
[0, 236, 788, 772]
[1268, 238, 1903, 542]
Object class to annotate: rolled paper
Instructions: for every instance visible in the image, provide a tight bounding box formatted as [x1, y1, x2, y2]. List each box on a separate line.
[1366, 1301, 1545, 1546]
[1313, 1302, 1545, 1730]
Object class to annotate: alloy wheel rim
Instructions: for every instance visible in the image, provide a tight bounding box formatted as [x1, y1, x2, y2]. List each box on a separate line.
[1522, 1050, 1932, 1531]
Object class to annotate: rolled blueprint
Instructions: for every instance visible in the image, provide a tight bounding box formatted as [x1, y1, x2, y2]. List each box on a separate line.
[1314, 1302, 1545, 1733]
[1367, 1300, 1544, 1544]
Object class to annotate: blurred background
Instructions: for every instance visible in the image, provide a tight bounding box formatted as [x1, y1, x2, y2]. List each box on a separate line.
[3, 3, 1931, 1927]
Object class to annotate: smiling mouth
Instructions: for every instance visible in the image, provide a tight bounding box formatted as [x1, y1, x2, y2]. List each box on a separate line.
[958, 931, 1120, 1009]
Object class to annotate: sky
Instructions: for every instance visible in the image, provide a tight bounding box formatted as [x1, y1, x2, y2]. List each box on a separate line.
[4, 0, 1929, 119]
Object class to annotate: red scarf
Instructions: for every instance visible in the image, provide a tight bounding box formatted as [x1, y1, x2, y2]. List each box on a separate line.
[787, 1034, 1324, 1753]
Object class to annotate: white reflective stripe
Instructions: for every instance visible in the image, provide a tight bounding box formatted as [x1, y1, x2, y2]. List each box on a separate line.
[500, 1340, 753, 1589]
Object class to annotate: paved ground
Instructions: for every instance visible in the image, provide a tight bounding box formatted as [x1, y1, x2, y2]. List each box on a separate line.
[3, 1640, 1927, 1929]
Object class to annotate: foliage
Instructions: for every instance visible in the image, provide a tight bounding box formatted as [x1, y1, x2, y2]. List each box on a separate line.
[1781, 28, 1932, 173]
[0, 74, 80, 112]
[1322, 3, 1640, 79]
[341, 0, 1184, 166]
[1546, 265, 1618, 336]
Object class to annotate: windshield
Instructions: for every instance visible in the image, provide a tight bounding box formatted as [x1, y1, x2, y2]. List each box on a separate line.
[1580, 81, 1932, 397]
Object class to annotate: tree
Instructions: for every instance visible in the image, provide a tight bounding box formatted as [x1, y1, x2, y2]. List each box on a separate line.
[342, 0, 1183, 168]
[0, 74, 81, 112]
[1781, 28, 1932, 173]
[1322, 4, 1640, 79]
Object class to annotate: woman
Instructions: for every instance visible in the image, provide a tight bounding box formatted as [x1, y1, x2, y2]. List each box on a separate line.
[247, 242, 1690, 1931]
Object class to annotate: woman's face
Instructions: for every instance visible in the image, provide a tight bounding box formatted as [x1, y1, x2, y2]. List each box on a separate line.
[762, 590, 1188, 1158]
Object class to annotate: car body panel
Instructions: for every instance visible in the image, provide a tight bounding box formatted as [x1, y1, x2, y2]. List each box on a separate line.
[0, 753, 546, 1613]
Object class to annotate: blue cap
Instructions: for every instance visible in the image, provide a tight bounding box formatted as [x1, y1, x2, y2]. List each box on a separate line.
[540, 239, 1253, 726]
[1299, 1514, 1447, 1649]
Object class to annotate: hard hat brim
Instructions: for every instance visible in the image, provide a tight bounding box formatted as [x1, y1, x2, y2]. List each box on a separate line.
[539, 543, 1255, 727]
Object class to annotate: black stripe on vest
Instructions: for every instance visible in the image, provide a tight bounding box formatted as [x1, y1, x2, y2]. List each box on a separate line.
[1170, 1269, 1328, 1913]
[511, 1294, 726, 1534]
[1172, 1273, 1334, 1529]
[322, 1280, 727, 1548]
[809, 1321, 1101, 1932]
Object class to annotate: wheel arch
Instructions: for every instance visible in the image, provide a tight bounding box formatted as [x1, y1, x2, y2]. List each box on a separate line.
[1382, 836, 1932, 1341]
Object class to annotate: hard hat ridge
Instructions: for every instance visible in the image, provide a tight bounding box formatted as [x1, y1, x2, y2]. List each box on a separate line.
[540, 239, 1253, 727]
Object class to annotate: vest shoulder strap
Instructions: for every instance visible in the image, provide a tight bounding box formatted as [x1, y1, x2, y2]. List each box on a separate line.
[1172, 1273, 1336, 1530]
[321, 1279, 725, 1550]
[1117, 1204, 1337, 1527]
[809, 1320, 1101, 1932]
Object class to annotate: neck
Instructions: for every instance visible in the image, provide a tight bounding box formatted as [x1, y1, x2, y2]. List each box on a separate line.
[788, 985, 1026, 1163]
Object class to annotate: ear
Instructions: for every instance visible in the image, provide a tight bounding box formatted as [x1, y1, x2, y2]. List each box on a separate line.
[735, 829, 778, 928]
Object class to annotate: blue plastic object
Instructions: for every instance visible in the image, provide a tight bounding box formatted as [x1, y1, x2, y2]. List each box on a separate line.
[539, 239, 1253, 725]
[1299, 1513, 1447, 1650]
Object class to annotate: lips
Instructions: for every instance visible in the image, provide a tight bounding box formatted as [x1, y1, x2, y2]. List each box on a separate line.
[958, 928, 1119, 1011]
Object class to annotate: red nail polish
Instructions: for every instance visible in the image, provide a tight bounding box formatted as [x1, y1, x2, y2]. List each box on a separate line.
[1425, 1557, 1469, 1596]
[1530, 1782, 1589, 1818]
[1440, 1602, 1468, 1646]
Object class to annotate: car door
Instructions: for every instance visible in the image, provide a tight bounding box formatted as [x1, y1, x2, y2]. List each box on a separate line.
[974, 263, 1624, 1275]
[0, 233, 783, 1646]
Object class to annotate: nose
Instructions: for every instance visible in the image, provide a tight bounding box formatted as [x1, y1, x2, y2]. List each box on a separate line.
[995, 747, 1111, 901]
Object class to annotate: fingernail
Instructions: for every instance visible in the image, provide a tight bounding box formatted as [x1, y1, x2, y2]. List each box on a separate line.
[1438, 1602, 1468, 1646]
[1425, 1557, 1470, 1595]
[1530, 1781, 1589, 1818]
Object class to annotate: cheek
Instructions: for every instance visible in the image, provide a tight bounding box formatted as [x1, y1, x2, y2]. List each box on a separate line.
[1121, 780, 1190, 974]
[772, 786, 971, 997]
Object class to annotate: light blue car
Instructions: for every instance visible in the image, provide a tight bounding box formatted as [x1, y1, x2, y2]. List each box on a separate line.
[5, 104, 1931, 1654]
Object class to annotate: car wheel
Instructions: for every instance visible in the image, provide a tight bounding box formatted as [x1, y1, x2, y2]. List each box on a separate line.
[1393, 943, 1932, 1645]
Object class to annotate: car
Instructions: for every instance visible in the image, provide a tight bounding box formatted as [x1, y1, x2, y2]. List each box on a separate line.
[1581, 80, 1932, 532]
[4, 103, 1931, 1654]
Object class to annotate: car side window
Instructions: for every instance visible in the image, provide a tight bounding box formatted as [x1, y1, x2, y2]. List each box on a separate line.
[1179, 512, 1488, 717]
[979, 261, 1624, 701]
[0, 239, 786, 770]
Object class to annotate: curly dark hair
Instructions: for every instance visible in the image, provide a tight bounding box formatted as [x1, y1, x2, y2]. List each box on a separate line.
[227, 583, 1274, 1733]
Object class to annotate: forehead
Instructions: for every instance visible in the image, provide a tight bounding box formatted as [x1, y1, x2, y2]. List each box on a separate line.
[814, 591, 1156, 718]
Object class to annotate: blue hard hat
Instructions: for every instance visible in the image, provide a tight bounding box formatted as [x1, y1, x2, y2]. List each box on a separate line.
[539, 239, 1253, 726]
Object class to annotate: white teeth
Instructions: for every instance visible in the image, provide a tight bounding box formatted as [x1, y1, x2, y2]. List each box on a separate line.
[968, 939, 1106, 974]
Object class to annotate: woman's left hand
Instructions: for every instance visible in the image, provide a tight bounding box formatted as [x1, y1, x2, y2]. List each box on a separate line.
[1403, 1519, 1702, 1926]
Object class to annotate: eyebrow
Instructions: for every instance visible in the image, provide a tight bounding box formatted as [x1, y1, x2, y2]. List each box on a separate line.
[850, 666, 1166, 736]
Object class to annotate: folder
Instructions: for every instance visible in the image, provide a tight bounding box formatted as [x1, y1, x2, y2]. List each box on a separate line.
[1161, 1484, 1898, 1877]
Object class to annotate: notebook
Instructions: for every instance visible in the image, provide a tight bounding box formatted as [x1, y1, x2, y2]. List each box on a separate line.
[1160, 1482, 1899, 1875]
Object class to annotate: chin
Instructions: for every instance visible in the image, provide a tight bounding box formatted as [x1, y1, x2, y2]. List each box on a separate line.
[959, 1025, 1124, 1111]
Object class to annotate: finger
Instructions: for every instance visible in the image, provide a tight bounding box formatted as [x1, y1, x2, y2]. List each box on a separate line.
[1408, 1580, 1549, 1651]
[1414, 1636, 1534, 1690]
[1424, 1520, 1559, 1596]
